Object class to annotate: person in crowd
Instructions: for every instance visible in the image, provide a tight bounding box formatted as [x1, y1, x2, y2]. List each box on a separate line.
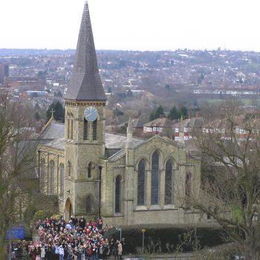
[40, 245, 46, 259]
[117, 241, 123, 260]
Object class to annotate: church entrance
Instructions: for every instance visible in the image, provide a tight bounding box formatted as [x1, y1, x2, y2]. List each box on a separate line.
[64, 198, 72, 221]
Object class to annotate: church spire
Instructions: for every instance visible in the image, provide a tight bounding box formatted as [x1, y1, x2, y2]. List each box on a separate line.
[65, 1, 106, 101]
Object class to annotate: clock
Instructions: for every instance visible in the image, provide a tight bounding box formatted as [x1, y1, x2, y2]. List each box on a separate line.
[84, 106, 98, 122]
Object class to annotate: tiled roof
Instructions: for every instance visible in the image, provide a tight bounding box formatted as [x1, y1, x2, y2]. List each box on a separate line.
[144, 117, 172, 128]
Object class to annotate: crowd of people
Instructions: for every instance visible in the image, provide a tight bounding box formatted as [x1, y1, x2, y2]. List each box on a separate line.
[10, 216, 124, 260]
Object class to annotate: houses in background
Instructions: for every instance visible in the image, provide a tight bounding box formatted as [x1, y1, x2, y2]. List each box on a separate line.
[119, 115, 259, 143]
[108, 116, 204, 142]
[143, 117, 172, 137]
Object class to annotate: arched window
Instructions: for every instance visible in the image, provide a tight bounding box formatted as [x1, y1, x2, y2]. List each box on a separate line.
[49, 160, 55, 194]
[84, 119, 88, 140]
[40, 159, 45, 181]
[67, 119, 70, 139]
[60, 163, 64, 195]
[137, 159, 146, 205]
[40, 159, 46, 192]
[165, 159, 173, 204]
[151, 151, 160, 205]
[115, 175, 122, 213]
[88, 162, 93, 178]
[70, 120, 74, 139]
[185, 172, 192, 197]
[68, 161, 72, 177]
[86, 194, 93, 213]
[93, 119, 97, 140]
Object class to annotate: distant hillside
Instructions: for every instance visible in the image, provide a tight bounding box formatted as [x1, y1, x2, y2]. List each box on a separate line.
[1, 49, 259, 107]
[0, 49, 75, 56]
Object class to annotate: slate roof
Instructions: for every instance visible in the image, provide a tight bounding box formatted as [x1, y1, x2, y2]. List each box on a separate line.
[105, 133, 144, 149]
[65, 2, 106, 101]
[39, 120, 145, 157]
[41, 121, 64, 140]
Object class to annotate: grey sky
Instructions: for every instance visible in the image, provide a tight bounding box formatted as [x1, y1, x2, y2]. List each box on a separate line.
[0, 0, 259, 51]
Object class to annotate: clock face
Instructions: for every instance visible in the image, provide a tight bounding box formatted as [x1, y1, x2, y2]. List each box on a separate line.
[84, 107, 98, 122]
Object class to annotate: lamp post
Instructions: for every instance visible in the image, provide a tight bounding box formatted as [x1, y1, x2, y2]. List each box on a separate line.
[98, 165, 102, 218]
[116, 227, 122, 241]
[118, 228, 122, 241]
[141, 229, 146, 253]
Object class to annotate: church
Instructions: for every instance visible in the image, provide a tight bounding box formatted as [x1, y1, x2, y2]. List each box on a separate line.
[37, 2, 201, 227]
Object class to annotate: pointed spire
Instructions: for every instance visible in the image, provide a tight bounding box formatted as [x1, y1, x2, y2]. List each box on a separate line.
[65, 2, 106, 101]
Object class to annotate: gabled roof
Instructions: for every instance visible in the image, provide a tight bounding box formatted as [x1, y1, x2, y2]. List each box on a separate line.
[107, 134, 183, 162]
[172, 117, 204, 129]
[144, 117, 172, 128]
[40, 117, 64, 140]
[105, 133, 144, 149]
[132, 118, 144, 128]
[38, 117, 65, 151]
[65, 2, 106, 102]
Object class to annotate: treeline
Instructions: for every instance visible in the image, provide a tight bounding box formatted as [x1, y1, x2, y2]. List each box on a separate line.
[150, 105, 188, 121]
[46, 101, 65, 122]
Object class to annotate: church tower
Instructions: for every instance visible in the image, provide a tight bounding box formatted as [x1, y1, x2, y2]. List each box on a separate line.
[63, 2, 106, 218]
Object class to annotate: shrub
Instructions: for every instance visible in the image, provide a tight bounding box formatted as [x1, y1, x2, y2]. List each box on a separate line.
[33, 210, 52, 221]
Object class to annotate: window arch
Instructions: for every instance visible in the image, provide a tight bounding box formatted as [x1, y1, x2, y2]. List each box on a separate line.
[40, 159, 46, 192]
[185, 172, 192, 197]
[151, 151, 160, 205]
[88, 162, 94, 178]
[68, 161, 72, 177]
[93, 119, 97, 140]
[67, 119, 70, 139]
[70, 120, 74, 139]
[60, 163, 64, 195]
[165, 159, 174, 204]
[84, 119, 88, 140]
[115, 175, 122, 213]
[67, 115, 74, 140]
[40, 159, 45, 181]
[137, 159, 146, 205]
[49, 160, 55, 194]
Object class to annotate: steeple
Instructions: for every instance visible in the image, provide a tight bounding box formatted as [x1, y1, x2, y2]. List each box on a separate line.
[65, 1, 106, 101]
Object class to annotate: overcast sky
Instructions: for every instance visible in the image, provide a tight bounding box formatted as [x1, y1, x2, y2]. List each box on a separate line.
[0, 0, 259, 51]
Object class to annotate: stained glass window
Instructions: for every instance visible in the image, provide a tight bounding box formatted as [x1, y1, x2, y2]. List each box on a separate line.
[165, 159, 173, 204]
[151, 151, 159, 205]
[60, 163, 64, 195]
[88, 162, 93, 178]
[115, 175, 122, 213]
[84, 119, 88, 140]
[137, 159, 145, 205]
[93, 119, 97, 140]
[49, 160, 55, 194]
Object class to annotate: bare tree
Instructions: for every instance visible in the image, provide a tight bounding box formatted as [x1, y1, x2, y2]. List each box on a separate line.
[191, 100, 260, 259]
[0, 96, 38, 257]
